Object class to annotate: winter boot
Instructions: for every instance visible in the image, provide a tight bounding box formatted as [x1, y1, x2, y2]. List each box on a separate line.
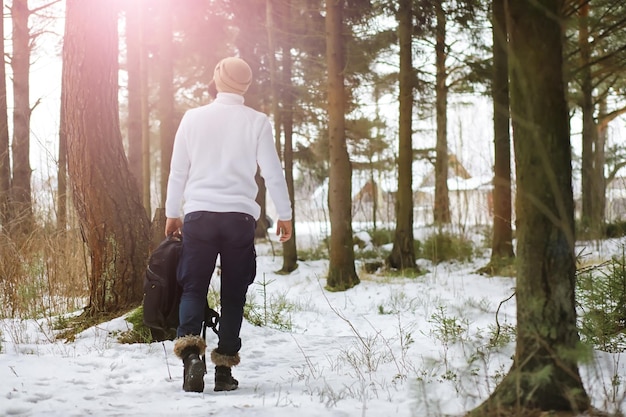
[214, 366, 239, 392]
[174, 335, 207, 393]
[211, 349, 240, 392]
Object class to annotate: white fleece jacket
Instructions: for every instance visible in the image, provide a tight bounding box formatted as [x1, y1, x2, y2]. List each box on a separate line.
[165, 93, 292, 222]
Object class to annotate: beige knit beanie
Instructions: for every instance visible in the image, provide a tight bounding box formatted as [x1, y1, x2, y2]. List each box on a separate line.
[210, 57, 252, 95]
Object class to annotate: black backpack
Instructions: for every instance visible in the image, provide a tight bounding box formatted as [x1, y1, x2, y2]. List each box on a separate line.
[143, 234, 219, 342]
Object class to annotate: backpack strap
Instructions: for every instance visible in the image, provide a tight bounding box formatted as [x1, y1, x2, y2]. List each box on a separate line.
[205, 306, 220, 335]
[200, 305, 220, 366]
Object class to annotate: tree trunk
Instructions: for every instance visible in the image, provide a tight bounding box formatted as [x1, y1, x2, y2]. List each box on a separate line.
[489, 0, 514, 266]
[62, 0, 151, 315]
[325, 0, 359, 291]
[388, 0, 417, 271]
[579, 0, 598, 238]
[125, 0, 144, 209]
[595, 96, 607, 225]
[434, 0, 450, 225]
[0, 0, 11, 228]
[57, 78, 68, 232]
[157, 0, 175, 210]
[231, 5, 271, 239]
[369, 163, 377, 232]
[10, 0, 34, 234]
[254, 175, 270, 238]
[265, 0, 283, 243]
[471, 0, 591, 413]
[266, 0, 281, 156]
[277, 0, 298, 274]
[141, 38, 151, 216]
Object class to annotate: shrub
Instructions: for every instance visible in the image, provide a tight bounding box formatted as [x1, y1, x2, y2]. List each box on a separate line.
[419, 231, 474, 264]
[604, 221, 626, 239]
[369, 228, 394, 247]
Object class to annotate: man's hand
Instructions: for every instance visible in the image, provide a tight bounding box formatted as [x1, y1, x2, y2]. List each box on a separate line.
[276, 219, 292, 242]
[165, 217, 183, 237]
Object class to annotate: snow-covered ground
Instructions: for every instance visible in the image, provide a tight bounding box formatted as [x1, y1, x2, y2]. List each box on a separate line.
[1, 232, 625, 417]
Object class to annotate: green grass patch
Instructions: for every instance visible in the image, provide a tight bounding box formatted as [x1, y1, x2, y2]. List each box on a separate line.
[118, 306, 153, 344]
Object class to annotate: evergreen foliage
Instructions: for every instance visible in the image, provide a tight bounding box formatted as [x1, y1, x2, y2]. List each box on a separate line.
[578, 251, 626, 353]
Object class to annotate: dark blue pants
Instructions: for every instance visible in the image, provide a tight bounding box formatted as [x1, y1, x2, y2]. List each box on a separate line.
[176, 211, 256, 356]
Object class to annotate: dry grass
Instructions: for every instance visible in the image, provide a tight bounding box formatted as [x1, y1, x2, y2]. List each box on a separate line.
[0, 226, 89, 319]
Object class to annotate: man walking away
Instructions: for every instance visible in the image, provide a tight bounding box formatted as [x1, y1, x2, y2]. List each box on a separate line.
[165, 56, 293, 393]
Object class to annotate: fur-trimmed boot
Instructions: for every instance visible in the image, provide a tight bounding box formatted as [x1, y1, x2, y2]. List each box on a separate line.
[174, 335, 207, 393]
[210, 349, 240, 392]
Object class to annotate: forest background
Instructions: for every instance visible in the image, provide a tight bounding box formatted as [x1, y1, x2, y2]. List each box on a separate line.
[1, 0, 626, 415]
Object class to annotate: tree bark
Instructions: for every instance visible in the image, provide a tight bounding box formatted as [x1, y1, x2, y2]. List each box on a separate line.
[265, 0, 282, 243]
[57, 77, 68, 233]
[157, 0, 175, 210]
[275, 0, 298, 274]
[0, 0, 11, 228]
[579, 0, 599, 238]
[140, 31, 151, 216]
[230, 1, 271, 239]
[594, 96, 607, 225]
[125, 0, 144, 209]
[10, 0, 34, 234]
[325, 0, 359, 291]
[471, 0, 590, 413]
[62, 0, 151, 315]
[388, 0, 417, 271]
[281, 64, 298, 272]
[489, 0, 514, 266]
[434, 0, 451, 225]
